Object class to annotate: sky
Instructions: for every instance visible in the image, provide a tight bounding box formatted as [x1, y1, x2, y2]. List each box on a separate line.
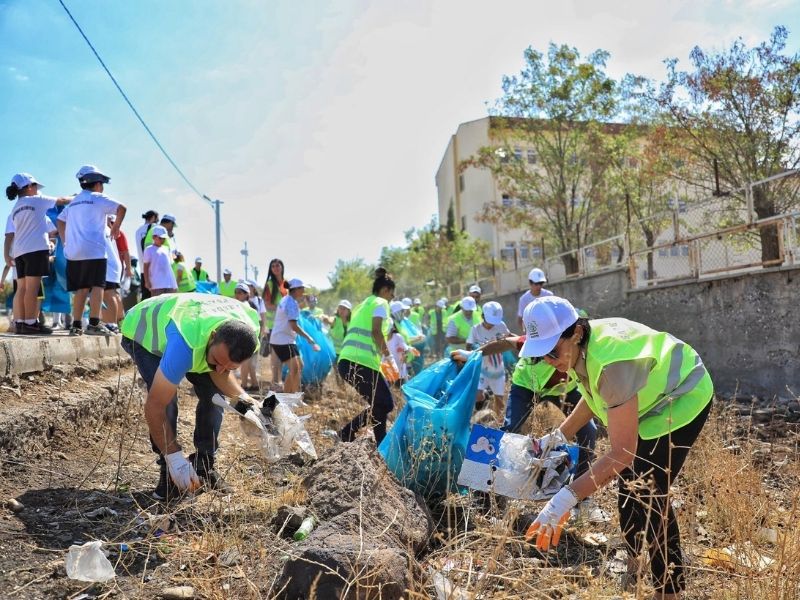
[1, 0, 797, 289]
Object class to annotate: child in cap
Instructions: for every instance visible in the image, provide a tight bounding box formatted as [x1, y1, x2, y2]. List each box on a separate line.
[467, 301, 510, 418]
[142, 226, 177, 296]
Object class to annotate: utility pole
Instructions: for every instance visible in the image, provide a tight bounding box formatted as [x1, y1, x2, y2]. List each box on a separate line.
[202, 195, 224, 281]
[252, 265, 259, 284]
[241, 241, 249, 280]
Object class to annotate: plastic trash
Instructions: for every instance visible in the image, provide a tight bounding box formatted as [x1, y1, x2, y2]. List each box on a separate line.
[65, 540, 115, 582]
[293, 516, 316, 541]
[212, 393, 317, 462]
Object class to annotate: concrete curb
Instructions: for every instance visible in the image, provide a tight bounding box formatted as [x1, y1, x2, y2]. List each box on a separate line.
[0, 332, 126, 378]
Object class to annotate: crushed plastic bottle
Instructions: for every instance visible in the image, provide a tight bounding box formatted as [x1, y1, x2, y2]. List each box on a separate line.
[293, 516, 316, 541]
[65, 540, 115, 582]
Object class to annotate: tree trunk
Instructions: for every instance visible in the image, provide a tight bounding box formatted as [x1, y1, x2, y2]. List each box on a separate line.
[562, 251, 579, 275]
[643, 228, 656, 282]
[752, 186, 780, 262]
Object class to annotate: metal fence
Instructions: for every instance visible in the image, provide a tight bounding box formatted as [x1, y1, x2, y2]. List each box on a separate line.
[489, 169, 800, 295]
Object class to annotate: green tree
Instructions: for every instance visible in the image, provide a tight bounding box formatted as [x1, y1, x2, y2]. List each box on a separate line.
[646, 26, 800, 262]
[464, 43, 619, 274]
[323, 258, 375, 308]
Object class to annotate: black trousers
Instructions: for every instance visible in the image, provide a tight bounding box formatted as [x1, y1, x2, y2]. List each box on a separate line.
[337, 359, 394, 444]
[617, 399, 712, 595]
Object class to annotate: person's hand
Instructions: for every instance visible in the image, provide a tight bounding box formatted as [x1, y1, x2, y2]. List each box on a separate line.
[312, 343, 321, 352]
[381, 354, 400, 383]
[4, 256, 13, 267]
[532, 428, 569, 457]
[525, 486, 579, 551]
[109, 224, 121, 239]
[164, 451, 201, 492]
[450, 349, 473, 363]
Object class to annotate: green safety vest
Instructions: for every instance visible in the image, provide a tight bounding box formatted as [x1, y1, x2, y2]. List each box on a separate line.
[309, 307, 324, 319]
[329, 316, 348, 354]
[219, 279, 237, 298]
[143, 228, 173, 252]
[428, 308, 445, 334]
[172, 263, 196, 293]
[577, 318, 713, 440]
[121, 293, 260, 375]
[192, 267, 210, 282]
[445, 311, 478, 352]
[512, 358, 577, 397]
[338, 295, 390, 371]
[408, 309, 422, 328]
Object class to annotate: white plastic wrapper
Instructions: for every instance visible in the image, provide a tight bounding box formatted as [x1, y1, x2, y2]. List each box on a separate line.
[213, 393, 317, 462]
[65, 540, 115, 583]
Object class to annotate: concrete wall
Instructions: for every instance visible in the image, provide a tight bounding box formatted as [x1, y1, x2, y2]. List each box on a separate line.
[492, 266, 800, 399]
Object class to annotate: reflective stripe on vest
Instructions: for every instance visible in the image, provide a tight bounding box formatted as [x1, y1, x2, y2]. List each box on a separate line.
[512, 358, 578, 396]
[577, 318, 713, 440]
[121, 293, 260, 374]
[338, 295, 389, 371]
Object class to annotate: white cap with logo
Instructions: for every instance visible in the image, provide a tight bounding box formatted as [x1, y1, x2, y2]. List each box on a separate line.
[151, 225, 168, 238]
[11, 173, 43, 190]
[528, 268, 547, 283]
[287, 278, 305, 290]
[468, 284, 482, 295]
[436, 299, 446, 308]
[195, 257, 203, 263]
[482, 301, 504, 325]
[223, 268, 232, 275]
[401, 297, 413, 309]
[235, 282, 250, 294]
[390, 300, 405, 315]
[461, 296, 477, 311]
[338, 299, 352, 310]
[520, 296, 579, 358]
[413, 298, 422, 306]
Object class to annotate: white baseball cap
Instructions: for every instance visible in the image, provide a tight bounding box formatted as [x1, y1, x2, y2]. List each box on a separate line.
[76, 165, 110, 184]
[246, 279, 258, 287]
[195, 257, 203, 263]
[223, 268, 231, 275]
[287, 278, 304, 290]
[469, 284, 482, 295]
[520, 296, 579, 358]
[401, 297, 413, 309]
[439, 296, 448, 304]
[151, 225, 168, 238]
[461, 296, 477, 311]
[161, 214, 177, 225]
[482, 301, 503, 325]
[338, 299, 352, 310]
[390, 300, 405, 315]
[11, 173, 43, 190]
[235, 282, 250, 294]
[528, 268, 547, 283]
[436, 299, 446, 308]
[413, 298, 422, 306]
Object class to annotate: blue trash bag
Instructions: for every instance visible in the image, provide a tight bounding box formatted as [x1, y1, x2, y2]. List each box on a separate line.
[195, 281, 219, 294]
[378, 352, 483, 499]
[281, 313, 336, 386]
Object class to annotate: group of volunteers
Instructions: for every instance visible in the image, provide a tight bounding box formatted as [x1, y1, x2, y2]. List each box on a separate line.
[5, 170, 711, 598]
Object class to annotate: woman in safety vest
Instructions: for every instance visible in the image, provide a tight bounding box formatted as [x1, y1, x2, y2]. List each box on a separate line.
[334, 268, 397, 444]
[322, 299, 352, 359]
[172, 252, 196, 293]
[520, 296, 713, 600]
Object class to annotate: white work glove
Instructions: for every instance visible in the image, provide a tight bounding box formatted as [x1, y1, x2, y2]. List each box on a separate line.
[525, 486, 579, 550]
[532, 428, 569, 457]
[164, 451, 201, 492]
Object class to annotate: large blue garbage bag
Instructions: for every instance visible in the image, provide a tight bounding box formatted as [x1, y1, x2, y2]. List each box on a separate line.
[378, 352, 482, 499]
[195, 281, 219, 294]
[281, 313, 336, 386]
[397, 317, 426, 375]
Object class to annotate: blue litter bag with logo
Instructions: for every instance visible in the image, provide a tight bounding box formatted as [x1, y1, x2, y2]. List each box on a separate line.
[282, 313, 336, 386]
[378, 352, 482, 499]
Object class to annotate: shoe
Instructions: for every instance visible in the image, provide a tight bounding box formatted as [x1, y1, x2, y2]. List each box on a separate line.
[105, 323, 120, 334]
[69, 326, 83, 336]
[21, 322, 53, 335]
[189, 453, 232, 494]
[85, 323, 112, 336]
[152, 463, 181, 502]
[14, 322, 22, 334]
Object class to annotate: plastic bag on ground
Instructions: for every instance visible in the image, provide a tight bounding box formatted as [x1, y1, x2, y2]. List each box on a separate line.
[213, 393, 317, 462]
[65, 540, 115, 582]
[379, 353, 483, 499]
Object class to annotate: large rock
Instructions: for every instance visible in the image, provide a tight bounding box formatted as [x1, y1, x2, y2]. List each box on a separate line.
[278, 437, 434, 599]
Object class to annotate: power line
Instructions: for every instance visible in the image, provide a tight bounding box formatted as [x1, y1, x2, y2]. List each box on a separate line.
[57, 0, 206, 201]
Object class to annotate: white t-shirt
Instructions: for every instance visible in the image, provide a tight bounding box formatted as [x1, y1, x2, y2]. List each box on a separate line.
[134, 222, 154, 262]
[105, 227, 122, 284]
[142, 244, 176, 290]
[517, 288, 554, 318]
[271, 295, 300, 345]
[57, 190, 120, 260]
[387, 332, 409, 379]
[10, 195, 57, 257]
[467, 321, 510, 379]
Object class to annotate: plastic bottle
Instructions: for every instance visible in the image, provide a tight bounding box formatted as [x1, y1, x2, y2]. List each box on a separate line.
[293, 516, 316, 541]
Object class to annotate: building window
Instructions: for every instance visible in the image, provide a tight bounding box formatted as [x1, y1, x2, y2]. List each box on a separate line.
[531, 246, 542, 257]
[459, 174, 465, 191]
[681, 245, 689, 256]
[658, 248, 668, 257]
[502, 194, 513, 207]
[670, 246, 679, 256]
[514, 147, 523, 161]
[527, 149, 537, 164]
[520, 245, 529, 259]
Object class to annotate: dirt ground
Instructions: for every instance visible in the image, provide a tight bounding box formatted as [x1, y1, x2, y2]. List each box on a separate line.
[0, 359, 798, 599]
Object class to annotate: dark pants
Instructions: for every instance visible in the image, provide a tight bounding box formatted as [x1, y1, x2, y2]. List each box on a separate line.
[337, 359, 394, 444]
[502, 385, 596, 478]
[618, 399, 712, 595]
[122, 337, 224, 465]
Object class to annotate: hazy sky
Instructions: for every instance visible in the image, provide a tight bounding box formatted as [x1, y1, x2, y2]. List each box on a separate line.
[1, 0, 797, 288]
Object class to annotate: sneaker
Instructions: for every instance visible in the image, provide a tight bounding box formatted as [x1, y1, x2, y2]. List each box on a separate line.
[85, 323, 112, 336]
[69, 325, 83, 336]
[21, 322, 53, 335]
[105, 323, 120, 334]
[189, 453, 232, 494]
[152, 463, 181, 502]
[14, 322, 23, 334]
